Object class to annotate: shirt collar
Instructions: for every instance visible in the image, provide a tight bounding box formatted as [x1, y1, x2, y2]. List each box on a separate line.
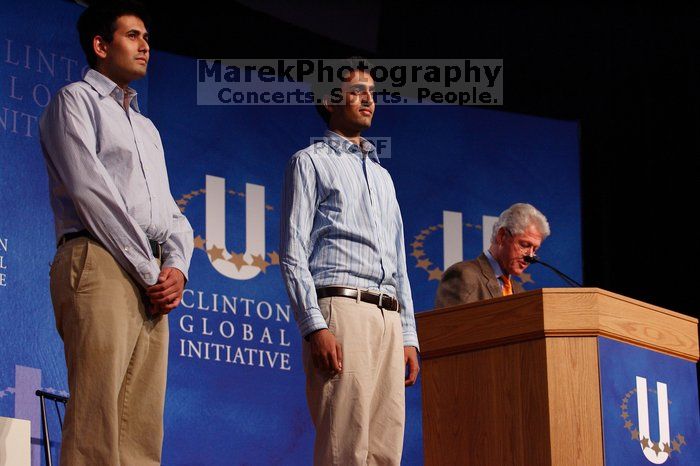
[83, 68, 141, 113]
[485, 249, 507, 279]
[323, 129, 379, 163]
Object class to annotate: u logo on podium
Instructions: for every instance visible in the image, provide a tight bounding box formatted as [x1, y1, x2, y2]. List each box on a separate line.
[635, 376, 671, 464]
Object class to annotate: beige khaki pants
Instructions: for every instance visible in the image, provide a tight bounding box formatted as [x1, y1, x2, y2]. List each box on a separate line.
[49, 237, 168, 466]
[303, 296, 405, 466]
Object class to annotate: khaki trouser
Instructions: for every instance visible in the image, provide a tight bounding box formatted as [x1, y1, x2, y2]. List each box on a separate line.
[49, 237, 168, 466]
[303, 296, 405, 466]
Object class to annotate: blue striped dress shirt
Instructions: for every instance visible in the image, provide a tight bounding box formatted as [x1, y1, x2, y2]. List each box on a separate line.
[39, 69, 193, 288]
[280, 130, 419, 348]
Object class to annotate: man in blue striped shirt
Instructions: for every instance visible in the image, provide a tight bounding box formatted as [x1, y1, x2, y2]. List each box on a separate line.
[280, 58, 419, 465]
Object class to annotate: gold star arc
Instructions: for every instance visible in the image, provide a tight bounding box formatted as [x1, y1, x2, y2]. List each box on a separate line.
[411, 249, 425, 259]
[416, 259, 432, 269]
[519, 272, 535, 285]
[620, 388, 685, 456]
[227, 252, 248, 270]
[207, 245, 225, 262]
[251, 254, 270, 273]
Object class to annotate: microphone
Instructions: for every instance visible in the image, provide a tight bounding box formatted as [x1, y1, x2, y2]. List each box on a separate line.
[524, 255, 583, 287]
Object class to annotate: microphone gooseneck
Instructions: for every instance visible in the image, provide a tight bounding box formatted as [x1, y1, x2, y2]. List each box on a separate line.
[524, 255, 582, 287]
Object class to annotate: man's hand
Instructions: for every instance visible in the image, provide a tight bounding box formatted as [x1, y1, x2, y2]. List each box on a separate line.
[404, 346, 420, 386]
[146, 267, 186, 315]
[308, 329, 343, 376]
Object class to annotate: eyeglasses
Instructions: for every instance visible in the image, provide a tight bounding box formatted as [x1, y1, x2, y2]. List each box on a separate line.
[506, 229, 539, 257]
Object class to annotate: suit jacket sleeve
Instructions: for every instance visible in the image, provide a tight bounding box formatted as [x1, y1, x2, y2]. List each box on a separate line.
[435, 263, 477, 308]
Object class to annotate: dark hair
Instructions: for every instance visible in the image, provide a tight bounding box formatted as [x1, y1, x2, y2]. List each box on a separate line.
[77, 0, 151, 69]
[313, 57, 373, 125]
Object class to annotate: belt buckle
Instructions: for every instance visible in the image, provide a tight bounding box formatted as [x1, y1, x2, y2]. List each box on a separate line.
[385, 294, 398, 312]
[377, 291, 385, 310]
[387, 295, 397, 312]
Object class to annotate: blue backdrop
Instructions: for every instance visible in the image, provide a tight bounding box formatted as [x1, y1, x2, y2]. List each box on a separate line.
[1, 1, 581, 464]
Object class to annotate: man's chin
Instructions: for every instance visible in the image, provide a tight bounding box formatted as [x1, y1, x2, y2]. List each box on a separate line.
[356, 119, 372, 131]
[129, 68, 148, 80]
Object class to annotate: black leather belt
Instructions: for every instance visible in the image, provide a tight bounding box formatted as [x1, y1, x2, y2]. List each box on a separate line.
[58, 230, 162, 260]
[316, 286, 400, 312]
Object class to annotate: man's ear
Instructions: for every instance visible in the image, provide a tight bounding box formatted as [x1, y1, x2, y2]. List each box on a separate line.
[495, 227, 507, 245]
[93, 35, 108, 61]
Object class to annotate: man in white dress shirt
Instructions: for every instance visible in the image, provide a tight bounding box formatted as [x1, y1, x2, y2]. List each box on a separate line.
[39, 2, 193, 464]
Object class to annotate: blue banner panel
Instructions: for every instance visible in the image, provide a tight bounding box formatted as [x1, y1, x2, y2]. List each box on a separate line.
[599, 337, 700, 465]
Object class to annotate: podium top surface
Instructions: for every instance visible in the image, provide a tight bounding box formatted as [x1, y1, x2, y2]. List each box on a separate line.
[416, 287, 699, 361]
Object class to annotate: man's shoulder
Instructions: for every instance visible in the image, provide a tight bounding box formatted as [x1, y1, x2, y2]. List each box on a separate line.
[286, 141, 335, 170]
[44, 81, 101, 116]
[443, 257, 483, 277]
[54, 80, 95, 100]
[40, 81, 93, 128]
[292, 140, 333, 160]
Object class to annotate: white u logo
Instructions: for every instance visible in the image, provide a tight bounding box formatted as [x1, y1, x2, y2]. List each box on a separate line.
[636, 376, 670, 464]
[205, 175, 266, 280]
[442, 211, 496, 269]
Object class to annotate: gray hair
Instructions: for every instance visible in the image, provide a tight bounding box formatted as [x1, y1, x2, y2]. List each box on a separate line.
[490, 203, 550, 244]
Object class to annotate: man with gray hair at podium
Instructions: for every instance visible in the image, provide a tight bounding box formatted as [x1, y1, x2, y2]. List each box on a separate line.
[435, 203, 550, 307]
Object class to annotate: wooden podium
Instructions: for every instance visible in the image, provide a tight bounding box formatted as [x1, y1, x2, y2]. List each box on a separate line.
[416, 288, 699, 465]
